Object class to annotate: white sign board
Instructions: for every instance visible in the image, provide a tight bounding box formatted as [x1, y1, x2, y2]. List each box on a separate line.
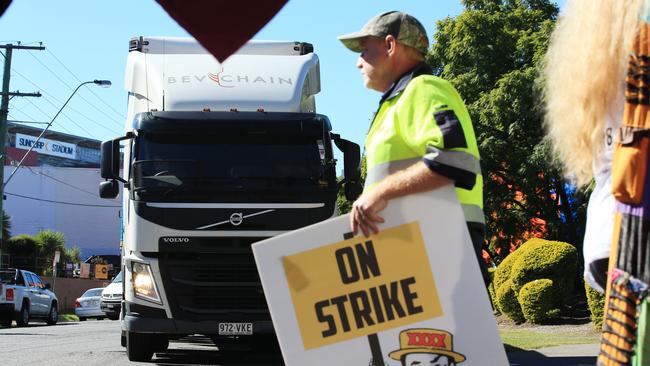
[253, 186, 508, 366]
[16, 133, 77, 160]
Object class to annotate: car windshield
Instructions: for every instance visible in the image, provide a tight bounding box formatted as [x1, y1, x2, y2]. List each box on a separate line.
[82, 288, 103, 297]
[111, 271, 123, 283]
[131, 131, 328, 202]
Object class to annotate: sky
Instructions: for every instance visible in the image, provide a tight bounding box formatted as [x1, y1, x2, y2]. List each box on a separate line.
[0, 0, 565, 168]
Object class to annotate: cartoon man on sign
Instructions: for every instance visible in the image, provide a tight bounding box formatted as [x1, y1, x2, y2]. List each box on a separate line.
[388, 328, 466, 366]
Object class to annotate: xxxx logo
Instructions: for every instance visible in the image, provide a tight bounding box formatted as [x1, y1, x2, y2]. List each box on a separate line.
[407, 332, 447, 348]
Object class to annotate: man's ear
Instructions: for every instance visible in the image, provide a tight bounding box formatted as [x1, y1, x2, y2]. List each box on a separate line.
[385, 34, 397, 55]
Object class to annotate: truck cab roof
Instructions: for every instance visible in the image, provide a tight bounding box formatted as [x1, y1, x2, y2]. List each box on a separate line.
[125, 37, 321, 114]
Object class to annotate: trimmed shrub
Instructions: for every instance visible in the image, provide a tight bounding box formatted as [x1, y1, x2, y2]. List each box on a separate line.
[495, 278, 525, 323]
[492, 247, 524, 293]
[6, 234, 38, 256]
[510, 239, 577, 298]
[493, 238, 577, 323]
[518, 279, 559, 323]
[585, 281, 605, 329]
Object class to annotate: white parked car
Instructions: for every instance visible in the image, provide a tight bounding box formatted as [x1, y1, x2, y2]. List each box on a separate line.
[0, 268, 58, 327]
[101, 271, 123, 320]
[74, 288, 105, 321]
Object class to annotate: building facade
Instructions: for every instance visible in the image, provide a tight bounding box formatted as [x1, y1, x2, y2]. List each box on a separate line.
[3, 122, 121, 260]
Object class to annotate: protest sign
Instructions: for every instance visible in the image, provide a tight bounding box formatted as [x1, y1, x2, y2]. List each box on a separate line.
[252, 186, 508, 366]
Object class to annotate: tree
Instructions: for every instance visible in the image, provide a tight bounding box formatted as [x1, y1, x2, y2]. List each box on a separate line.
[34, 230, 66, 261]
[428, 0, 590, 261]
[63, 246, 81, 263]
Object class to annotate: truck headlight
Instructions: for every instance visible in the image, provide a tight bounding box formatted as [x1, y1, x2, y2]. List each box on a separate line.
[132, 262, 161, 303]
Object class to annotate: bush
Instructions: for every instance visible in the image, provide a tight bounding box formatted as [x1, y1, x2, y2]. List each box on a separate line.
[492, 238, 577, 323]
[519, 279, 559, 323]
[496, 278, 525, 322]
[510, 239, 577, 297]
[585, 281, 605, 330]
[6, 234, 39, 256]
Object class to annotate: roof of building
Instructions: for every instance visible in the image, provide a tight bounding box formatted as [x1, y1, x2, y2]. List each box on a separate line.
[7, 121, 103, 149]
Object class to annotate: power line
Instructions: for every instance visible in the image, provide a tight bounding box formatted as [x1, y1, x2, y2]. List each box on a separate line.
[23, 96, 74, 134]
[6, 113, 48, 125]
[46, 49, 126, 121]
[11, 67, 121, 136]
[30, 51, 124, 128]
[40, 95, 98, 137]
[26, 166, 111, 200]
[5, 192, 121, 207]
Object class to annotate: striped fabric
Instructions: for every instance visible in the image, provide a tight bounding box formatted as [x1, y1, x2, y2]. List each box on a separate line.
[600, 16, 650, 366]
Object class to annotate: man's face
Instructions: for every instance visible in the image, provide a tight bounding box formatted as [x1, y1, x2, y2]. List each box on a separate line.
[403, 353, 454, 366]
[356, 36, 393, 92]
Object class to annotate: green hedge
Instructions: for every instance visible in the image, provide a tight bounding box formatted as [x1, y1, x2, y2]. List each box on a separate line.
[492, 238, 577, 324]
[585, 281, 605, 330]
[519, 279, 559, 323]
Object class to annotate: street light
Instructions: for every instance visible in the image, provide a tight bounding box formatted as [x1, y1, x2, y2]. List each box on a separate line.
[3, 79, 112, 187]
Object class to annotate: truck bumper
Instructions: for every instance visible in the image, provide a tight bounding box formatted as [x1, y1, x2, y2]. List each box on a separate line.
[100, 301, 121, 316]
[123, 301, 275, 335]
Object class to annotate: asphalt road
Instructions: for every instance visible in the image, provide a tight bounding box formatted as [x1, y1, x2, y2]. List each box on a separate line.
[1, 318, 284, 366]
[1, 318, 600, 366]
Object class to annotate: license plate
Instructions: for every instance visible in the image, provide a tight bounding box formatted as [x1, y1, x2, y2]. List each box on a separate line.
[218, 322, 253, 335]
[87, 300, 98, 306]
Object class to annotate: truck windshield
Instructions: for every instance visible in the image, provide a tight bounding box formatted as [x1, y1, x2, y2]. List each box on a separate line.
[132, 132, 331, 202]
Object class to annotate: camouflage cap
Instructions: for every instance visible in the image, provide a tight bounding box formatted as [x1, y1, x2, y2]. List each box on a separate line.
[338, 11, 429, 55]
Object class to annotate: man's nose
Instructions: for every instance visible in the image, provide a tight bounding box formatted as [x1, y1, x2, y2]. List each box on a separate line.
[356, 56, 363, 69]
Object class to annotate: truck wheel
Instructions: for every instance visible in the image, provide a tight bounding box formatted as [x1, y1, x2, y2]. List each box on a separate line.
[121, 331, 126, 347]
[78, 317, 86, 321]
[126, 331, 154, 362]
[46, 302, 58, 325]
[16, 302, 29, 327]
[0, 315, 11, 327]
[107, 313, 119, 321]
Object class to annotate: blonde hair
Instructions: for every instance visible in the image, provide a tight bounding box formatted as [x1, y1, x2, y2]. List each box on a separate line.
[544, 0, 644, 186]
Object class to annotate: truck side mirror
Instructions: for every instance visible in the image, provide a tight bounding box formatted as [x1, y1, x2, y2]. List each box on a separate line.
[99, 133, 133, 198]
[331, 134, 363, 201]
[100, 139, 121, 180]
[99, 180, 120, 199]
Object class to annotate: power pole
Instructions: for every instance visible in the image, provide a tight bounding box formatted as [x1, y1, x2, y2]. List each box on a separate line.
[0, 43, 45, 267]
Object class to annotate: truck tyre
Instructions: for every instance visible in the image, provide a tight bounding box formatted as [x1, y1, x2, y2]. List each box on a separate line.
[121, 330, 126, 347]
[16, 302, 29, 327]
[107, 313, 119, 321]
[46, 302, 58, 325]
[0, 315, 11, 327]
[126, 331, 154, 362]
[78, 317, 86, 321]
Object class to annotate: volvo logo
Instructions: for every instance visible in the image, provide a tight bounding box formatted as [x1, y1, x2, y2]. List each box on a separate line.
[229, 212, 243, 226]
[162, 237, 190, 243]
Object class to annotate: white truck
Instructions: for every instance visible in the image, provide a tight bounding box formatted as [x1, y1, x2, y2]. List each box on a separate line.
[0, 268, 59, 327]
[98, 37, 361, 361]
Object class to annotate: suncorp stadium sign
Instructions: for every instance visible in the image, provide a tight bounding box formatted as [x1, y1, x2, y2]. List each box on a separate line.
[15, 133, 77, 160]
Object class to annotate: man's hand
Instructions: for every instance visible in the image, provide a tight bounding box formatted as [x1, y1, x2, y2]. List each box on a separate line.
[350, 190, 387, 237]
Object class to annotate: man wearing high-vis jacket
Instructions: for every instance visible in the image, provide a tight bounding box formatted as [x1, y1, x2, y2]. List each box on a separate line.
[338, 11, 488, 284]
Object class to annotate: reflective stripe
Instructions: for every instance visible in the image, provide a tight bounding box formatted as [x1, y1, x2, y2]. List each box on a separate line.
[424, 147, 481, 174]
[462, 203, 485, 224]
[365, 157, 421, 186]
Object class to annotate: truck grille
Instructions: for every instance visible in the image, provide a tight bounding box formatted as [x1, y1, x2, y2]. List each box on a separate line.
[157, 237, 271, 321]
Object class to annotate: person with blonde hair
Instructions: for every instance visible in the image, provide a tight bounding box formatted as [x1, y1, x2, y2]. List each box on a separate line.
[545, 0, 650, 364]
